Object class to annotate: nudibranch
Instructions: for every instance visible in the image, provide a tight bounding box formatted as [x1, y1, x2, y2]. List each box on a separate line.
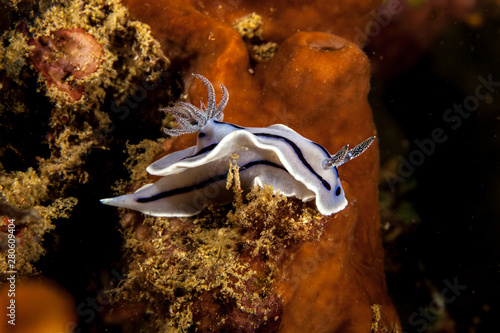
[101, 74, 374, 217]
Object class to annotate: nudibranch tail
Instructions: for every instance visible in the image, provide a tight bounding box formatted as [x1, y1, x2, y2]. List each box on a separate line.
[162, 74, 228, 136]
[322, 136, 375, 169]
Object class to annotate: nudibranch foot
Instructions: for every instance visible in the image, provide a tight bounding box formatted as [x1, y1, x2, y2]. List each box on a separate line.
[101, 74, 375, 217]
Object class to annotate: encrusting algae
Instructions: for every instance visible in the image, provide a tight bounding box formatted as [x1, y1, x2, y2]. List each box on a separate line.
[233, 12, 278, 61]
[108, 160, 325, 331]
[0, 0, 170, 275]
[0, 195, 77, 275]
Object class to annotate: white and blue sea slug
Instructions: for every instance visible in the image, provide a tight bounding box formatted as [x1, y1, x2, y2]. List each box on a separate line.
[101, 74, 375, 217]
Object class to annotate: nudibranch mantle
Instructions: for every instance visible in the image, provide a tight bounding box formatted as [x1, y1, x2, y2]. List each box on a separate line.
[101, 74, 375, 217]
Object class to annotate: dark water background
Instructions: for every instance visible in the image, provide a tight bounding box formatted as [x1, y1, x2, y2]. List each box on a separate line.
[370, 7, 500, 332]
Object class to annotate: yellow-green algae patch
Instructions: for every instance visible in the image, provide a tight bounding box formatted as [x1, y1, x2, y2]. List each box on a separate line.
[0, 166, 76, 275]
[233, 13, 263, 40]
[233, 12, 278, 61]
[0, 178, 78, 275]
[8, 0, 170, 109]
[371, 304, 402, 333]
[252, 42, 279, 61]
[0, 0, 172, 275]
[108, 147, 325, 331]
[124, 139, 167, 187]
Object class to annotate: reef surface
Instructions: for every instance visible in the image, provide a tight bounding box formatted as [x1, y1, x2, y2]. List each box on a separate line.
[106, 0, 401, 331]
[0, 0, 170, 330]
[0, 0, 401, 331]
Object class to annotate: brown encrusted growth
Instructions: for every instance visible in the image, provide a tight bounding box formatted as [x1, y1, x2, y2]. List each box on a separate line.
[0, 0, 171, 177]
[233, 13, 263, 40]
[226, 157, 243, 206]
[0, 29, 30, 87]
[109, 159, 323, 331]
[0, 167, 78, 252]
[252, 42, 279, 61]
[0, 0, 170, 121]
[371, 304, 401, 333]
[0, 196, 77, 275]
[228, 185, 324, 259]
[233, 12, 278, 61]
[371, 304, 382, 332]
[124, 139, 167, 186]
[110, 138, 168, 202]
[41, 123, 96, 186]
[0, 0, 171, 276]
[23, 0, 170, 108]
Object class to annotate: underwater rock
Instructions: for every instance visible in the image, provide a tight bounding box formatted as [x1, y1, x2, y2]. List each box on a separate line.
[0, 0, 170, 291]
[121, 0, 381, 126]
[114, 0, 400, 331]
[122, 0, 381, 48]
[25, 27, 104, 100]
